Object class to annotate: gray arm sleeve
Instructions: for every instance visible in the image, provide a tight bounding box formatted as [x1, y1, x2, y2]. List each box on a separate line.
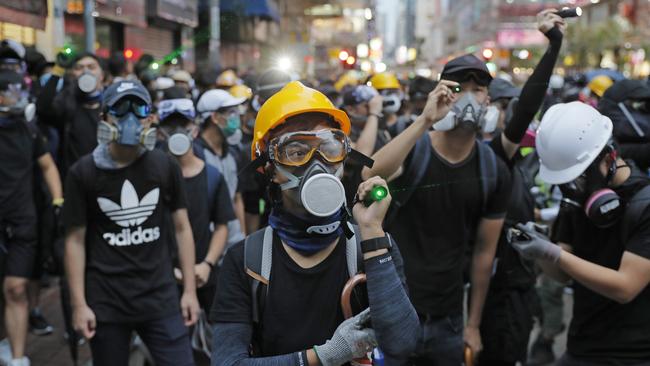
[211, 322, 307, 366]
[364, 236, 419, 364]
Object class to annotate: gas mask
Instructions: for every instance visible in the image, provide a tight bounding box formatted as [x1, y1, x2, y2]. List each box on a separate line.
[77, 72, 102, 103]
[0, 84, 34, 121]
[559, 147, 624, 228]
[160, 127, 194, 156]
[381, 93, 402, 114]
[269, 129, 349, 217]
[98, 98, 156, 150]
[433, 92, 498, 133]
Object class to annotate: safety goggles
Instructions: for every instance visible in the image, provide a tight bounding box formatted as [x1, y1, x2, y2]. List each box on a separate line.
[158, 98, 196, 121]
[268, 129, 350, 167]
[444, 71, 491, 87]
[108, 97, 151, 118]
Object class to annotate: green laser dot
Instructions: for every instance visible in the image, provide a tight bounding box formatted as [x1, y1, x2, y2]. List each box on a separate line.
[64, 48, 72, 54]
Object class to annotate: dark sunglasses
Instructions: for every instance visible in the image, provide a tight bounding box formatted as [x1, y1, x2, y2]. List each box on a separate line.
[108, 98, 151, 118]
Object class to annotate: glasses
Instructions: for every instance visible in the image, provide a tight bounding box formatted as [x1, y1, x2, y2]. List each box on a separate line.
[268, 129, 350, 167]
[158, 98, 196, 121]
[108, 98, 151, 118]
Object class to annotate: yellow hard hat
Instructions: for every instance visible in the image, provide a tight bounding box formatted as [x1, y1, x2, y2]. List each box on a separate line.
[334, 72, 359, 92]
[252, 81, 351, 160]
[587, 75, 614, 97]
[229, 84, 253, 100]
[369, 72, 400, 90]
[216, 69, 240, 87]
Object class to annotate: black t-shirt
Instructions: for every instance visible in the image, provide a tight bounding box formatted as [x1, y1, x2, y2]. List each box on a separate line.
[389, 141, 512, 317]
[210, 234, 350, 356]
[554, 168, 650, 362]
[184, 165, 235, 263]
[63, 150, 186, 323]
[0, 119, 47, 216]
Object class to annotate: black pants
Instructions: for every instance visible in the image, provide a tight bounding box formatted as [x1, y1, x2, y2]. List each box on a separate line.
[89, 313, 193, 366]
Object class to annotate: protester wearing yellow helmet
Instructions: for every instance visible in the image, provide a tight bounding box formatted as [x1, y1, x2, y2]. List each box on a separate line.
[216, 69, 241, 89]
[585, 75, 613, 107]
[369, 72, 404, 129]
[210, 80, 418, 366]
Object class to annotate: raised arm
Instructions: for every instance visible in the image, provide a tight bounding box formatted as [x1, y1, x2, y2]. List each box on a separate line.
[500, 10, 565, 160]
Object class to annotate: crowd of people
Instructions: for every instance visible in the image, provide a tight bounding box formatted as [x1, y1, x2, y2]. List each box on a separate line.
[0, 7, 649, 366]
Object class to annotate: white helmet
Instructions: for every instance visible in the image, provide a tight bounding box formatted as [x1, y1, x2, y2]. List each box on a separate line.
[536, 102, 612, 184]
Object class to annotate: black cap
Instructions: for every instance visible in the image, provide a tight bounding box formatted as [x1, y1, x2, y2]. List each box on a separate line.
[25, 50, 53, 76]
[441, 54, 492, 84]
[0, 70, 24, 91]
[343, 85, 378, 106]
[409, 76, 437, 100]
[489, 78, 520, 101]
[103, 80, 152, 108]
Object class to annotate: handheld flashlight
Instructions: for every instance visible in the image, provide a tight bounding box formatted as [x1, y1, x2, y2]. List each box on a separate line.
[452, 85, 462, 93]
[363, 185, 388, 206]
[556, 7, 582, 18]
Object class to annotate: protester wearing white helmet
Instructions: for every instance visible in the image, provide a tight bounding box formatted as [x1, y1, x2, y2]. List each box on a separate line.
[195, 89, 247, 257]
[511, 101, 650, 365]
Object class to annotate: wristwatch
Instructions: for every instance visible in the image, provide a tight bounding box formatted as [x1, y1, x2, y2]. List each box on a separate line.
[360, 235, 392, 253]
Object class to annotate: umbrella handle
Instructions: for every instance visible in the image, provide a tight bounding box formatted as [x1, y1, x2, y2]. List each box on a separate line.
[341, 273, 372, 365]
[464, 345, 474, 366]
[341, 273, 367, 319]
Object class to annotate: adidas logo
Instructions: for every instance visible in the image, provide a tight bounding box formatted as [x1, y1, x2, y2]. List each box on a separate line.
[97, 180, 160, 246]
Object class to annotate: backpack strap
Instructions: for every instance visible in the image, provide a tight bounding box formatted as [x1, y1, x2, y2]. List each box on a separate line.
[244, 226, 273, 324]
[345, 223, 364, 277]
[621, 185, 650, 243]
[204, 164, 223, 214]
[386, 133, 432, 225]
[476, 141, 498, 215]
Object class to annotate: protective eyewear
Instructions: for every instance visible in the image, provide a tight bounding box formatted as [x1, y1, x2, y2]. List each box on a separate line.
[108, 97, 151, 118]
[268, 129, 350, 167]
[158, 98, 196, 121]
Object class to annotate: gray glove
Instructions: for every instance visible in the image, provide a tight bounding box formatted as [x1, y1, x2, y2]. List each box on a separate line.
[314, 308, 377, 366]
[510, 222, 562, 263]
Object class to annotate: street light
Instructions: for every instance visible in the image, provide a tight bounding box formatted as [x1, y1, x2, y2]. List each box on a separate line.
[339, 50, 350, 61]
[277, 57, 292, 71]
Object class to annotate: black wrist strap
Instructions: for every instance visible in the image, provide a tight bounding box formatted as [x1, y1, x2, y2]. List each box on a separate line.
[360, 235, 391, 253]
